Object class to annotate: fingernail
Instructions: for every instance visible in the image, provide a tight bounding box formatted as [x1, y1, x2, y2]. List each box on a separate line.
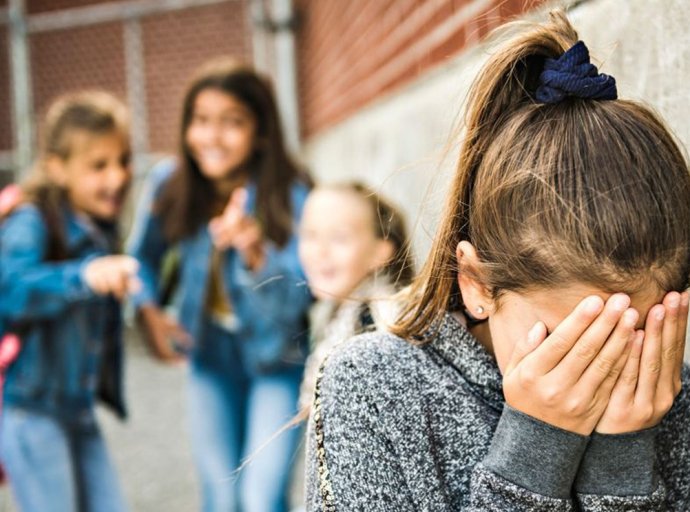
[527, 322, 543, 344]
[583, 296, 603, 314]
[635, 330, 644, 345]
[668, 293, 681, 309]
[681, 293, 689, 307]
[655, 306, 666, 321]
[621, 308, 638, 326]
[611, 294, 631, 311]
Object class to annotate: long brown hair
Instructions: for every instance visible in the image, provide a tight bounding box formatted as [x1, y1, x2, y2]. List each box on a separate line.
[157, 58, 311, 245]
[22, 91, 129, 260]
[392, 11, 690, 341]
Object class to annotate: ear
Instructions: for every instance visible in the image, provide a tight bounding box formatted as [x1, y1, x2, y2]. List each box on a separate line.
[44, 155, 68, 187]
[370, 239, 395, 272]
[456, 241, 493, 320]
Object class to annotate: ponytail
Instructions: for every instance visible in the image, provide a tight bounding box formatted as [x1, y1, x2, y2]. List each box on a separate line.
[392, 11, 690, 342]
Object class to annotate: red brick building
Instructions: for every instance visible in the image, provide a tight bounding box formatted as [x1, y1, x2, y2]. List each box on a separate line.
[0, 0, 544, 183]
[295, 0, 545, 139]
[0, 0, 251, 182]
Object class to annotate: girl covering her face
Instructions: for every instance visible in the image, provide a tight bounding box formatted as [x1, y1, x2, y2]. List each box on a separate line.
[306, 11, 690, 511]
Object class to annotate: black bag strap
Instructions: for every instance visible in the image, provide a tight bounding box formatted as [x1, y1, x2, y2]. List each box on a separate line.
[313, 360, 337, 511]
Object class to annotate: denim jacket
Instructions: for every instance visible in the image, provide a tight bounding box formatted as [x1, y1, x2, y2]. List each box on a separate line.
[128, 159, 312, 374]
[0, 204, 126, 426]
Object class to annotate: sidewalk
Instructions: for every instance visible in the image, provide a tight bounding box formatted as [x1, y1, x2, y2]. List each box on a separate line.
[0, 329, 198, 512]
[0, 327, 306, 511]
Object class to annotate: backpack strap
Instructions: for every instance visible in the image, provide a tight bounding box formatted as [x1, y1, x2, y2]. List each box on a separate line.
[313, 360, 337, 511]
[356, 302, 375, 334]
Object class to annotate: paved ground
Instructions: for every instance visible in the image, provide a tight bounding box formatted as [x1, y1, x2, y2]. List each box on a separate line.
[2, 327, 689, 511]
[0, 328, 305, 511]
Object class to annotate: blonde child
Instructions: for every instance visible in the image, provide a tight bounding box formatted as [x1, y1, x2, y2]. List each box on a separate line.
[0, 91, 137, 511]
[306, 12, 690, 510]
[297, 182, 413, 412]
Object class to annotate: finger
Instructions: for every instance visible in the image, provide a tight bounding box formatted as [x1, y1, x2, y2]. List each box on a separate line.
[223, 187, 248, 220]
[108, 272, 128, 300]
[505, 321, 547, 375]
[126, 276, 142, 295]
[591, 329, 635, 404]
[147, 328, 181, 363]
[576, 306, 638, 392]
[674, 291, 689, 383]
[529, 294, 605, 375]
[210, 219, 241, 248]
[209, 216, 222, 235]
[637, 304, 665, 405]
[119, 255, 140, 275]
[91, 275, 108, 296]
[171, 326, 194, 351]
[210, 227, 235, 250]
[234, 226, 262, 252]
[658, 292, 681, 395]
[530, 295, 605, 373]
[609, 330, 644, 400]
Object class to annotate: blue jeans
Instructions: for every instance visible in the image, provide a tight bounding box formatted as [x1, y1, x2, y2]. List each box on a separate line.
[0, 406, 127, 512]
[188, 321, 302, 512]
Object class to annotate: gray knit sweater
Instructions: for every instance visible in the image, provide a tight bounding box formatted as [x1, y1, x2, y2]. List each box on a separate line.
[305, 312, 690, 511]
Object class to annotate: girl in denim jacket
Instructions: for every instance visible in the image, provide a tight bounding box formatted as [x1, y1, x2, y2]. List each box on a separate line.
[128, 59, 312, 512]
[0, 91, 137, 511]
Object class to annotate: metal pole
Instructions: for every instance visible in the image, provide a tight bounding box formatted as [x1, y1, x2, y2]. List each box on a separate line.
[250, 0, 270, 74]
[270, 0, 301, 153]
[123, 17, 149, 175]
[8, 0, 33, 176]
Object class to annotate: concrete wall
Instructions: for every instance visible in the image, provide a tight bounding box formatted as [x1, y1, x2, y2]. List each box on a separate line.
[301, 0, 690, 264]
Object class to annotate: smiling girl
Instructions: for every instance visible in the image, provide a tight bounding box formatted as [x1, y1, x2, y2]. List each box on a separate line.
[297, 182, 413, 413]
[0, 91, 136, 512]
[128, 59, 312, 512]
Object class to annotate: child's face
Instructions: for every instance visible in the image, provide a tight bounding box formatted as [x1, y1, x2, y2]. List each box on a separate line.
[299, 189, 394, 302]
[185, 88, 257, 182]
[487, 283, 663, 373]
[50, 130, 131, 222]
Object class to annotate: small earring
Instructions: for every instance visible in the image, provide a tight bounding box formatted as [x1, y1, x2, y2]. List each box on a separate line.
[475, 306, 485, 316]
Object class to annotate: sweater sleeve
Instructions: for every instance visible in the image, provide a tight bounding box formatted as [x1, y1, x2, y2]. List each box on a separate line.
[572, 428, 666, 511]
[306, 342, 580, 511]
[305, 348, 419, 511]
[466, 405, 583, 511]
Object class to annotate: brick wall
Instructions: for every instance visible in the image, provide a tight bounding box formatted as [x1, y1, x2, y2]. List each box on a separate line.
[27, 0, 111, 15]
[30, 22, 127, 124]
[0, 25, 12, 151]
[143, 2, 250, 153]
[295, 0, 546, 139]
[0, 0, 251, 162]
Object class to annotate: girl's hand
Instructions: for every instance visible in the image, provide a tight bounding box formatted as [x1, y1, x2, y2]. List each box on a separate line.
[209, 188, 265, 271]
[137, 305, 191, 364]
[503, 294, 638, 435]
[595, 291, 689, 434]
[83, 255, 141, 300]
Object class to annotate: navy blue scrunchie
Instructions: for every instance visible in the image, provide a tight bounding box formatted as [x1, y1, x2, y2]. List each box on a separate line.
[535, 41, 617, 104]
